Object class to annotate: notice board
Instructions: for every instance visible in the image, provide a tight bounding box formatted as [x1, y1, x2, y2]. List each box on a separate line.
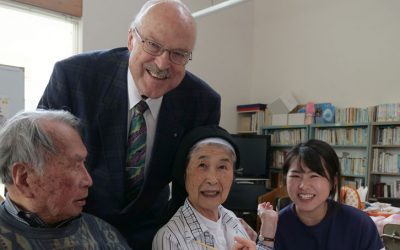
[0, 64, 24, 124]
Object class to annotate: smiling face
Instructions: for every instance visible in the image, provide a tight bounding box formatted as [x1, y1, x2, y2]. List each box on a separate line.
[185, 144, 235, 221]
[28, 121, 92, 224]
[127, 1, 196, 98]
[286, 159, 332, 225]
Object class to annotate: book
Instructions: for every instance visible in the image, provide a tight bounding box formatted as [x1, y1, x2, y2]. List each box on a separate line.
[395, 180, 400, 198]
[237, 103, 267, 112]
[314, 103, 335, 124]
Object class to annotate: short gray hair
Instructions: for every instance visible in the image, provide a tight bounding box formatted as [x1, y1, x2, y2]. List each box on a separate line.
[0, 109, 81, 185]
[130, 0, 192, 29]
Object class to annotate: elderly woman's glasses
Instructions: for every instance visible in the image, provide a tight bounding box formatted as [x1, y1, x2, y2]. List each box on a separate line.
[133, 28, 192, 65]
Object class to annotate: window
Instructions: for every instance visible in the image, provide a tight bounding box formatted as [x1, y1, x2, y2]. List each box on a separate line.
[0, 1, 80, 111]
[0, 1, 80, 197]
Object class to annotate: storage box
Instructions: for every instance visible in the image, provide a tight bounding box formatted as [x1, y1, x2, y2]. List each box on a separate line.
[288, 113, 305, 125]
[287, 104, 306, 125]
[271, 114, 288, 126]
[269, 92, 299, 114]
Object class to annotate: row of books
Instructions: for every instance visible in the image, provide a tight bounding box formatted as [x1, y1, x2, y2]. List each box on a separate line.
[270, 128, 307, 145]
[371, 149, 400, 174]
[372, 181, 400, 198]
[238, 102, 400, 126]
[376, 103, 400, 122]
[321, 103, 400, 123]
[314, 127, 368, 145]
[335, 107, 375, 124]
[272, 150, 288, 168]
[314, 103, 400, 124]
[338, 153, 367, 176]
[376, 127, 400, 145]
[237, 110, 266, 132]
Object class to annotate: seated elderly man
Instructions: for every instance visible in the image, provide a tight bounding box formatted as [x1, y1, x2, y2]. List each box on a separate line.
[0, 110, 131, 249]
[153, 125, 278, 250]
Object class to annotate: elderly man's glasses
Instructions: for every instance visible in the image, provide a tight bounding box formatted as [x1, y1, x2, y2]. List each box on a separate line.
[133, 28, 192, 65]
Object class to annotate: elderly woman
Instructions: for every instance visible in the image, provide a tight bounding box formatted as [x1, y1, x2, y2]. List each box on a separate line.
[152, 125, 277, 250]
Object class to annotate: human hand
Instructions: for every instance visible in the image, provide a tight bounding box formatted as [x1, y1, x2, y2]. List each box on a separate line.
[239, 218, 257, 241]
[258, 202, 278, 243]
[232, 236, 256, 250]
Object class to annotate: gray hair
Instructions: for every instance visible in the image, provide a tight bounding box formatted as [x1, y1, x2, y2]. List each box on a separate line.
[188, 140, 237, 166]
[130, 0, 192, 29]
[0, 109, 81, 185]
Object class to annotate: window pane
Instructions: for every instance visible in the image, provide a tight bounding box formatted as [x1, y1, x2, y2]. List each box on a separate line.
[0, 3, 79, 111]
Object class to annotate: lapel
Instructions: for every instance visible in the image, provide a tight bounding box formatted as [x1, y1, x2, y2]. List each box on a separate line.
[146, 94, 186, 184]
[97, 50, 130, 203]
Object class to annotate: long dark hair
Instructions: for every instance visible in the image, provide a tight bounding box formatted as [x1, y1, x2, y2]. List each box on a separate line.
[282, 139, 342, 200]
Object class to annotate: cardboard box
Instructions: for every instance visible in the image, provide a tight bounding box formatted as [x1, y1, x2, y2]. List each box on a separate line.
[272, 114, 288, 126]
[288, 113, 305, 125]
[269, 92, 299, 114]
[287, 104, 306, 125]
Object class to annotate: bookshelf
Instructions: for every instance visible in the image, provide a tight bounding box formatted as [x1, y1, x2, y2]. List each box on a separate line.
[368, 121, 400, 201]
[252, 115, 400, 204]
[309, 123, 370, 189]
[237, 110, 266, 134]
[261, 125, 309, 188]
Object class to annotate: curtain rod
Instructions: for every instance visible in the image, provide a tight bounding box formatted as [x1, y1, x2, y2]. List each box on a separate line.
[192, 0, 251, 18]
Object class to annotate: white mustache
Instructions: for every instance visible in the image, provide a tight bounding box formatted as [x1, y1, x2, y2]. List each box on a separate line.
[144, 64, 169, 79]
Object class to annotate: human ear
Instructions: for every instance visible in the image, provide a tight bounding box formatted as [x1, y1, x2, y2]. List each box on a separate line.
[127, 28, 135, 51]
[12, 163, 34, 198]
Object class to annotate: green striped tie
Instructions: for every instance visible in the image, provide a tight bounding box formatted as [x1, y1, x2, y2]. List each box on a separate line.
[125, 100, 148, 202]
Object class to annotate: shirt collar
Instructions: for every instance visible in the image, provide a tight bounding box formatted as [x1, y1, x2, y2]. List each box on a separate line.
[127, 68, 162, 118]
[182, 199, 242, 241]
[4, 193, 77, 228]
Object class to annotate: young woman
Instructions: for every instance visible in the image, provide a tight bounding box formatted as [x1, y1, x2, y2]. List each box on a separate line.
[274, 139, 383, 250]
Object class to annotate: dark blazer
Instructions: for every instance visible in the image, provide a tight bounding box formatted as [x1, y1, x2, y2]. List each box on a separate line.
[38, 47, 221, 249]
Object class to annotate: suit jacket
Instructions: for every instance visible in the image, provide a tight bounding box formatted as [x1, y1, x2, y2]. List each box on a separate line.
[38, 47, 221, 249]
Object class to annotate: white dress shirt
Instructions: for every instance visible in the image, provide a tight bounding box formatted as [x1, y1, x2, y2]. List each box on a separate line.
[127, 69, 162, 174]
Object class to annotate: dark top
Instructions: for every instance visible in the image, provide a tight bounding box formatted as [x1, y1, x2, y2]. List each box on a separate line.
[0, 203, 131, 249]
[274, 200, 384, 250]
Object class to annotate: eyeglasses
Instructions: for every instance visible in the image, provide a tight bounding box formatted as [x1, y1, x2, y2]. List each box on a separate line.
[133, 28, 192, 65]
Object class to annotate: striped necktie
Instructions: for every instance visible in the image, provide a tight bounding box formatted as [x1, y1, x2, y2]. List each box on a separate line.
[125, 100, 148, 202]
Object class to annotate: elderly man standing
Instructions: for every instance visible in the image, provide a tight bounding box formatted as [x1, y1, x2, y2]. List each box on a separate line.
[38, 0, 220, 248]
[0, 110, 131, 249]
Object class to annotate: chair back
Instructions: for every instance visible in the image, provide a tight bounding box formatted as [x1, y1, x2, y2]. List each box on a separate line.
[256, 186, 288, 230]
[276, 196, 292, 211]
[382, 224, 400, 250]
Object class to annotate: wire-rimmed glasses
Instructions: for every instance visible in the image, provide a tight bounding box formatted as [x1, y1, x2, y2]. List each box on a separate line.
[133, 28, 192, 65]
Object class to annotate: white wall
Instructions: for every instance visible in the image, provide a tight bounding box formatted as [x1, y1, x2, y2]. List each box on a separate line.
[82, 0, 146, 51]
[81, 0, 400, 133]
[81, 0, 219, 51]
[252, 0, 400, 108]
[188, 1, 254, 132]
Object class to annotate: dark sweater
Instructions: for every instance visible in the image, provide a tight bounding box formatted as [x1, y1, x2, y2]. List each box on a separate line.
[274, 200, 384, 250]
[0, 204, 131, 249]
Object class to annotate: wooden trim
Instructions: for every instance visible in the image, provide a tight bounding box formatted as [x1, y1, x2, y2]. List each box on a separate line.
[14, 0, 82, 17]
